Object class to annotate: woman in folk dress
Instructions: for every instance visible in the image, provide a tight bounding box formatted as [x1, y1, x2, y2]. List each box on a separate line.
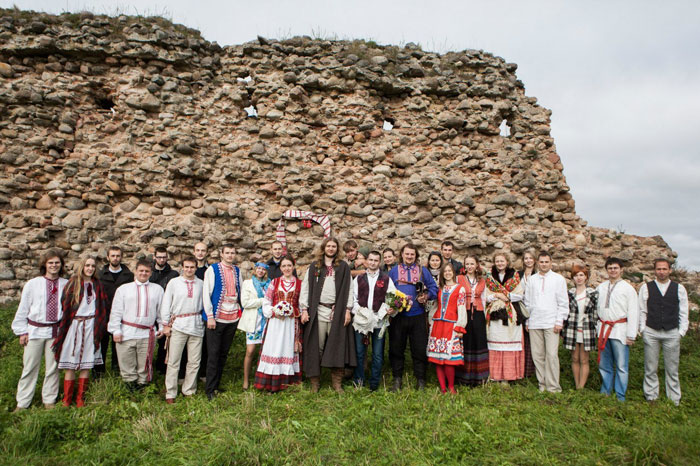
[485, 253, 526, 383]
[239, 262, 271, 390]
[254, 255, 303, 392]
[53, 256, 108, 407]
[427, 263, 467, 394]
[456, 255, 490, 386]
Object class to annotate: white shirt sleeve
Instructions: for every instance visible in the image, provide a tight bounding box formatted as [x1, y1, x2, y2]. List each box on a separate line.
[161, 281, 174, 326]
[679, 284, 689, 337]
[154, 287, 164, 331]
[202, 267, 215, 318]
[352, 277, 360, 314]
[299, 269, 310, 311]
[637, 283, 649, 333]
[346, 278, 354, 310]
[11, 280, 33, 336]
[625, 284, 639, 341]
[108, 286, 125, 336]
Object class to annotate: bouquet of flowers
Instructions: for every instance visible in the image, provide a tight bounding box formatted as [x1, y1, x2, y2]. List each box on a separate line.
[273, 301, 295, 318]
[385, 290, 411, 315]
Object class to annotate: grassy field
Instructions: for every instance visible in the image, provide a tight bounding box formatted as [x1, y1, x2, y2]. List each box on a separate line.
[1, 303, 699, 466]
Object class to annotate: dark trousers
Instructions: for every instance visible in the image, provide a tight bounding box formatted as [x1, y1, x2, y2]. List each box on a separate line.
[389, 313, 428, 380]
[205, 321, 238, 394]
[198, 332, 208, 378]
[155, 335, 167, 374]
[94, 332, 119, 374]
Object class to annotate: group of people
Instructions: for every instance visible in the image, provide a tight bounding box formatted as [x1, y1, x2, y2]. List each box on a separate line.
[11, 237, 689, 410]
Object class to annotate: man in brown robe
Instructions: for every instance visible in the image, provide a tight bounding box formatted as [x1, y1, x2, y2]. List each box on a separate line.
[300, 237, 356, 393]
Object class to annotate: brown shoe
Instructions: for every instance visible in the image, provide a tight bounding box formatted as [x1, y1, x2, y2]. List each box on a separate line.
[44, 403, 56, 409]
[331, 369, 345, 394]
[165, 398, 175, 404]
[309, 376, 320, 393]
[13, 406, 27, 413]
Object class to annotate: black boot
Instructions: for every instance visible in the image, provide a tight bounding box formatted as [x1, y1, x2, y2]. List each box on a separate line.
[416, 379, 426, 390]
[389, 377, 402, 392]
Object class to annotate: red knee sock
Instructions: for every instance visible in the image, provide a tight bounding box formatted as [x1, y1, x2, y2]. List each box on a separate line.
[445, 365, 456, 393]
[436, 365, 447, 393]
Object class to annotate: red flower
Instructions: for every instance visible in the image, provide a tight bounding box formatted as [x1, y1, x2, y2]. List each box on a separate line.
[302, 219, 312, 228]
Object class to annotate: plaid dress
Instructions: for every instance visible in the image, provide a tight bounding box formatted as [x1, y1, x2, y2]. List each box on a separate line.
[562, 288, 598, 351]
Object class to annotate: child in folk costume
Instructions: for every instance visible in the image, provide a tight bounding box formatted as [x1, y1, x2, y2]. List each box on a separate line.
[254, 255, 303, 392]
[562, 264, 598, 390]
[52, 256, 108, 407]
[427, 263, 467, 394]
[485, 253, 527, 383]
[239, 262, 271, 390]
[455, 255, 489, 386]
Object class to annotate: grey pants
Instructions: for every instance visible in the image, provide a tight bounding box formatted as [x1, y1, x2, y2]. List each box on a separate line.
[643, 328, 681, 404]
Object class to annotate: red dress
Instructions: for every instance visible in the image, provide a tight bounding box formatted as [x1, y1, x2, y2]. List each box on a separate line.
[427, 283, 467, 365]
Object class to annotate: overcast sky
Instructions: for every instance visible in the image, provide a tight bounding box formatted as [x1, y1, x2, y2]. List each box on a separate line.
[6, 0, 700, 269]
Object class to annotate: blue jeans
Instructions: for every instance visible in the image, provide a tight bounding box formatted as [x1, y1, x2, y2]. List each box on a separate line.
[599, 338, 629, 401]
[354, 329, 385, 390]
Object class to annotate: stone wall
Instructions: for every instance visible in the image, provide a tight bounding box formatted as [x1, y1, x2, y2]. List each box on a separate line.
[0, 9, 677, 302]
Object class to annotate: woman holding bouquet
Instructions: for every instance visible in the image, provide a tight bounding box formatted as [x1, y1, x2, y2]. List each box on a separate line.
[456, 255, 490, 386]
[254, 255, 303, 392]
[485, 253, 526, 383]
[427, 263, 467, 394]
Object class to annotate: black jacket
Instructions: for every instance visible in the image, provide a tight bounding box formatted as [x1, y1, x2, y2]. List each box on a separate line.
[150, 263, 179, 290]
[97, 264, 135, 311]
[266, 257, 297, 280]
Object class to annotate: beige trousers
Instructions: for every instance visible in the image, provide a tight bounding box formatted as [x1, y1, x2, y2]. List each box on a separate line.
[16, 338, 59, 408]
[529, 328, 562, 393]
[116, 338, 150, 384]
[165, 330, 203, 399]
[318, 320, 333, 357]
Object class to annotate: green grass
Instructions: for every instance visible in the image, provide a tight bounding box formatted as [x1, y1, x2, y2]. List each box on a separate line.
[1, 303, 699, 465]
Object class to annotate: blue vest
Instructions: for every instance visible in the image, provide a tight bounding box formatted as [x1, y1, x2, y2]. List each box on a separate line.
[202, 263, 241, 321]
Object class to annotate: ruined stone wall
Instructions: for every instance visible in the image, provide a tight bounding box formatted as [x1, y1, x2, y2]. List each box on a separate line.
[0, 9, 676, 302]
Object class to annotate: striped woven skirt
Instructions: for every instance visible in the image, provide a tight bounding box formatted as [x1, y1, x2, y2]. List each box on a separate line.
[456, 308, 489, 386]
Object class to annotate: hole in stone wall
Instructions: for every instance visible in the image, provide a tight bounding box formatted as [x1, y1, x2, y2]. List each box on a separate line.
[96, 96, 115, 110]
[383, 118, 394, 131]
[499, 119, 511, 137]
[244, 105, 258, 118]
